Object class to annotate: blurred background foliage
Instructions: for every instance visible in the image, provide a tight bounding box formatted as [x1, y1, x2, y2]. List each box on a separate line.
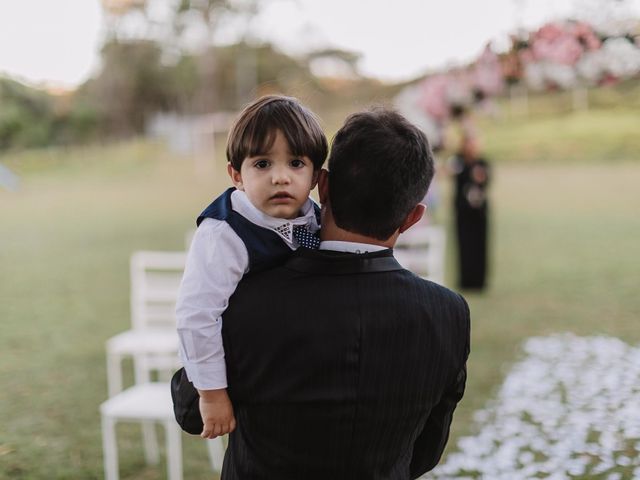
[1, 0, 639, 164]
[0, 0, 393, 151]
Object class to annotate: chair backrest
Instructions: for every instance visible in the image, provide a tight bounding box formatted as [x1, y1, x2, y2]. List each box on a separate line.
[130, 251, 187, 330]
[393, 225, 446, 285]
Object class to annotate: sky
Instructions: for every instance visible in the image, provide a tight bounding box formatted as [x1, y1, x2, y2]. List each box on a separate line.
[0, 0, 639, 88]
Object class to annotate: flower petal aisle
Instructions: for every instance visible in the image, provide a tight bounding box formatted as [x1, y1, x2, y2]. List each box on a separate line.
[422, 334, 640, 480]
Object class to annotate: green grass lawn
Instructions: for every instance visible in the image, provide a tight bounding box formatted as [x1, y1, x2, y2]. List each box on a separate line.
[1, 107, 639, 478]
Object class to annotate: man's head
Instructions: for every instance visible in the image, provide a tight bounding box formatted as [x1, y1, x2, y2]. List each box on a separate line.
[323, 108, 434, 241]
[460, 135, 481, 160]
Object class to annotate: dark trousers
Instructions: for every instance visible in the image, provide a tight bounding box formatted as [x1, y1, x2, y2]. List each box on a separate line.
[455, 208, 488, 289]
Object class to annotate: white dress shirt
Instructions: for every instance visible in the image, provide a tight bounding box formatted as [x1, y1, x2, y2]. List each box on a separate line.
[319, 241, 387, 254]
[176, 190, 319, 390]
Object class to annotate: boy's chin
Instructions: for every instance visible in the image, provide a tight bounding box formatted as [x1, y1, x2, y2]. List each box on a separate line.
[263, 204, 303, 220]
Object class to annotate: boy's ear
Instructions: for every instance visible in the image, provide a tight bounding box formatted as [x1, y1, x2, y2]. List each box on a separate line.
[310, 169, 320, 189]
[227, 164, 244, 190]
[318, 169, 329, 204]
[398, 203, 426, 233]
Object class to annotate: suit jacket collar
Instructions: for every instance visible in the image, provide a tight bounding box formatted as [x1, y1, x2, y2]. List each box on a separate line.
[285, 247, 403, 275]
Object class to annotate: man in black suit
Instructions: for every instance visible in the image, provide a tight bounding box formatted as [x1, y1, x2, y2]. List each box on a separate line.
[220, 108, 470, 479]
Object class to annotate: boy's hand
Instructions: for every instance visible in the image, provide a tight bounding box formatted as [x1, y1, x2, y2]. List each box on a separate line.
[198, 388, 236, 439]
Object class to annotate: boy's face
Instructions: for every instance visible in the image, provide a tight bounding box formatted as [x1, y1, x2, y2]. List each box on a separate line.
[228, 129, 319, 219]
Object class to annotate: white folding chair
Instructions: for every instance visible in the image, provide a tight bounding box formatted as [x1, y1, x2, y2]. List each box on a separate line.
[106, 250, 187, 396]
[102, 250, 226, 479]
[100, 351, 226, 480]
[394, 225, 446, 285]
[104, 251, 186, 471]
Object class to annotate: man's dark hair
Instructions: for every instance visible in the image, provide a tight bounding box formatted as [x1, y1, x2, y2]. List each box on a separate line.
[328, 108, 434, 240]
[226, 95, 328, 171]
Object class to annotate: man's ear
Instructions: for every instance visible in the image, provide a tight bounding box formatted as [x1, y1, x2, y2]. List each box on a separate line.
[317, 169, 329, 204]
[228, 164, 244, 190]
[398, 203, 426, 233]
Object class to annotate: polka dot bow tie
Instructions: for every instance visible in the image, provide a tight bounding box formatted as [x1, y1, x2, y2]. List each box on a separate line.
[293, 225, 321, 249]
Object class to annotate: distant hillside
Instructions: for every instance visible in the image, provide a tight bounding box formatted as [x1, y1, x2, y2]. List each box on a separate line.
[0, 77, 55, 149]
[479, 80, 640, 164]
[0, 77, 97, 150]
[1, 70, 638, 167]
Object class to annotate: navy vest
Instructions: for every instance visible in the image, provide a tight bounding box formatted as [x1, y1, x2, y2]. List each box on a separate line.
[197, 187, 321, 273]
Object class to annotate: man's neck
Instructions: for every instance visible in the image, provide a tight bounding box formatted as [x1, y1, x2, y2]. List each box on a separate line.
[319, 222, 397, 249]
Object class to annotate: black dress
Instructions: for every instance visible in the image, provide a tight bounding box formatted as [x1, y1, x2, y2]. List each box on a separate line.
[452, 154, 490, 289]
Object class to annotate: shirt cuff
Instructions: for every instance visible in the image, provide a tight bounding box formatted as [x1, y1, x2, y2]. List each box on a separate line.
[181, 355, 228, 390]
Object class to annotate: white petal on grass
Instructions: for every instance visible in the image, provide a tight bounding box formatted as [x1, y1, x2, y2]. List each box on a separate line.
[421, 334, 640, 479]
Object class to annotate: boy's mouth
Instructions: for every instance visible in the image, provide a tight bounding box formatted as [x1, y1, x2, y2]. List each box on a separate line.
[270, 192, 294, 200]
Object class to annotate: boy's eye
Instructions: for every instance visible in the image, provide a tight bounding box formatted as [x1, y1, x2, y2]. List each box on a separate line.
[254, 159, 270, 169]
[290, 159, 305, 168]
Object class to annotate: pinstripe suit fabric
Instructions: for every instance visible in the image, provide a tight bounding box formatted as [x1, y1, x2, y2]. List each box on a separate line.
[221, 248, 470, 480]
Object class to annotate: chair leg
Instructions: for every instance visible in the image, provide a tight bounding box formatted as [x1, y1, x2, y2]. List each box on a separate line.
[165, 420, 183, 480]
[207, 436, 226, 472]
[106, 353, 123, 397]
[102, 415, 119, 480]
[141, 421, 160, 465]
[134, 353, 151, 384]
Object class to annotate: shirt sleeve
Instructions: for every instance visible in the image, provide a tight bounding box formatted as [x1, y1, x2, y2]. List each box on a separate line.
[175, 218, 249, 390]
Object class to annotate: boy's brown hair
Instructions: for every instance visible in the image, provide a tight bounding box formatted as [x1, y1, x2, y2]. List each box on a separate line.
[226, 95, 327, 171]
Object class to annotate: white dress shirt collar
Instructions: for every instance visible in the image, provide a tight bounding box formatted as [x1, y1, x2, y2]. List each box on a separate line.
[319, 240, 388, 254]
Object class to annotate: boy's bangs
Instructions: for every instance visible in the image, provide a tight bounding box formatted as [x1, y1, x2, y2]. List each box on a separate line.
[244, 114, 311, 159]
[275, 112, 319, 158]
[244, 122, 278, 158]
[281, 119, 313, 159]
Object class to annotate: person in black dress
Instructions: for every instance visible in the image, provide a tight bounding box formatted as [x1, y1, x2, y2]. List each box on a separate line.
[451, 135, 490, 290]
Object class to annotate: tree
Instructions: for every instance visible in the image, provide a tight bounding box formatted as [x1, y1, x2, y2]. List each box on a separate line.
[98, 0, 267, 111]
[83, 39, 169, 135]
[0, 78, 54, 149]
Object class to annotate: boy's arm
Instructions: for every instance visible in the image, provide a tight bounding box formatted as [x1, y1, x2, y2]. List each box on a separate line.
[176, 219, 248, 439]
[176, 218, 249, 390]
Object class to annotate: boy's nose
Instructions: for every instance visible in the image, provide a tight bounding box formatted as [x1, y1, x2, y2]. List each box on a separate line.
[272, 167, 291, 185]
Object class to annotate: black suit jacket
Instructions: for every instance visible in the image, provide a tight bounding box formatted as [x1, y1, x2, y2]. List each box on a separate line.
[221, 248, 470, 480]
